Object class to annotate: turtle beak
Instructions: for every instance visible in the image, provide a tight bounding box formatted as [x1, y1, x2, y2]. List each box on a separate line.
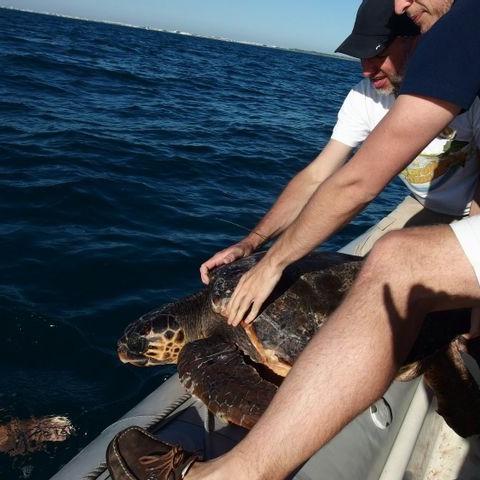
[117, 341, 167, 367]
[125, 333, 148, 355]
[117, 340, 148, 366]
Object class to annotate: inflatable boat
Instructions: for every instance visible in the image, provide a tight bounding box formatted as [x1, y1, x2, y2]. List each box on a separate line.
[51, 228, 480, 480]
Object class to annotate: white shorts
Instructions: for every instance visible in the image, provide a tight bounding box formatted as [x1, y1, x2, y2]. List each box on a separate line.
[341, 196, 459, 257]
[450, 215, 480, 286]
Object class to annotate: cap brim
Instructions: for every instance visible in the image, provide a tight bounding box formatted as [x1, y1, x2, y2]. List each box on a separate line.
[335, 33, 389, 59]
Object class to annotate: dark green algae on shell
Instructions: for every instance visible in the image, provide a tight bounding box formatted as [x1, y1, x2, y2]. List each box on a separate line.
[207, 251, 471, 372]
[208, 251, 361, 366]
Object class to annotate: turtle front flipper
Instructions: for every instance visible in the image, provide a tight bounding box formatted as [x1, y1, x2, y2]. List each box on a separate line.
[177, 336, 277, 430]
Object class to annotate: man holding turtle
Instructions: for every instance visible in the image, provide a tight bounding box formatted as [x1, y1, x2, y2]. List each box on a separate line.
[200, 0, 479, 276]
[189, 0, 480, 478]
[107, 0, 480, 478]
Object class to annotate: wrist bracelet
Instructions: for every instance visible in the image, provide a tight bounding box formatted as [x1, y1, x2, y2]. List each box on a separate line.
[252, 230, 268, 241]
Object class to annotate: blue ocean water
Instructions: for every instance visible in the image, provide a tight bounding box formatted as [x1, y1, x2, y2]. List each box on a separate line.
[0, 8, 408, 479]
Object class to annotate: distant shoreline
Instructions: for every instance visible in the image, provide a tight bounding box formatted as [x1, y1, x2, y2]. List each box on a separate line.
[0, 5, 357, 62]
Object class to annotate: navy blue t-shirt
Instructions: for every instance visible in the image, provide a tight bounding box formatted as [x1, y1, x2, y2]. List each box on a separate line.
[400, 0, 480, 110]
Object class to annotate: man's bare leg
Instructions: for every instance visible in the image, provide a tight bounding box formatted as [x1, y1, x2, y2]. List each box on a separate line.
[186, 224, 480, 480]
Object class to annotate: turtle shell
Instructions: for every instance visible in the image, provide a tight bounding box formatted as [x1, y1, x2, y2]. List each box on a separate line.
[208, 251, 361, 375]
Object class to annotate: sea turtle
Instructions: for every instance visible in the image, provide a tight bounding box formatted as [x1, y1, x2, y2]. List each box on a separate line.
[117, 251, 480, 435]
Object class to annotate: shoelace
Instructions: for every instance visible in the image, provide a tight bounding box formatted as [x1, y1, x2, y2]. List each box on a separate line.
[139, 446, 184, 479]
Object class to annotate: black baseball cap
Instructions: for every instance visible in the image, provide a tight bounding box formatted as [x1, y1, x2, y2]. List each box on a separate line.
[335, 0, 419, 59]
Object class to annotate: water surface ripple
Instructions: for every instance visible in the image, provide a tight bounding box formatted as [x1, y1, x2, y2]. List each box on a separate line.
[0, 8, 407, 478]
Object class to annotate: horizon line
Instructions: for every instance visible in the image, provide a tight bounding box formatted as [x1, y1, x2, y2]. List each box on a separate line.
[0, 5, 355, 61]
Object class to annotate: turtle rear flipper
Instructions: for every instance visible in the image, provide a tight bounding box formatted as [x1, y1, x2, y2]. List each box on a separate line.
[177, 337, 277, 430]
[396, 309, 471, 382]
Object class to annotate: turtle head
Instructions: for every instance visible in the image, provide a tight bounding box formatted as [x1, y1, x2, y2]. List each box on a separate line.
[117, 310, 186, 367]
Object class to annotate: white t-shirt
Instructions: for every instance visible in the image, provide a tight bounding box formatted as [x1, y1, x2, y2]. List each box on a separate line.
[331, 78, 480, 216]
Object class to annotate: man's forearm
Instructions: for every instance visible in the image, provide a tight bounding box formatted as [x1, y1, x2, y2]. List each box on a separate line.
[246, 141, 351, 250]
[264, 162, 376, 268]
[223, 96, 459, 326]
[199, 142, 350, 284]
[263, 95, 459, 270]
[224, 168, 326, 257]
[247, 169, 328, 249]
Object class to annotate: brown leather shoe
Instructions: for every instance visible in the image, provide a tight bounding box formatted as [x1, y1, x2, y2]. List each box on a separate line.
[107, 426, 200, 480]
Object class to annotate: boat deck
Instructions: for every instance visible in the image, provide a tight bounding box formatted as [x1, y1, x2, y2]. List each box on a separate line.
[53, 375, 424, 480]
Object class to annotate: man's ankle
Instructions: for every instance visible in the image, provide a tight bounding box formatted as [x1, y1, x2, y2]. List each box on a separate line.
[185, 453, 262, 480]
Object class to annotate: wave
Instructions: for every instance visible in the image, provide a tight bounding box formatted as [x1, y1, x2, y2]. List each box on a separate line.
[0, 8, 406, 478]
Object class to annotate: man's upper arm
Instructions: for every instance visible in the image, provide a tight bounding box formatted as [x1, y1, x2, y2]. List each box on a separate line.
[343, 94, 460, 197]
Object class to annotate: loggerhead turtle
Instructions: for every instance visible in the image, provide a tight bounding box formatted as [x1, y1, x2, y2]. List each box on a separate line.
[117, 251, 480, 435]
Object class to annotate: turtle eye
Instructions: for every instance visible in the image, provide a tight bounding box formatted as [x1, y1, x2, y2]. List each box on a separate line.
[126, 335, 148, 355]
[125, 321, 150, 337]
[125, 319, 152, 337]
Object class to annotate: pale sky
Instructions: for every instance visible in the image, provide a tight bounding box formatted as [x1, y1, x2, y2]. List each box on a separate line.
[2, 0, 363, 53]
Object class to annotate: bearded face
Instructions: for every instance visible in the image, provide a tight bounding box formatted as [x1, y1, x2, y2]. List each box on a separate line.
[361, 36, 416, 96]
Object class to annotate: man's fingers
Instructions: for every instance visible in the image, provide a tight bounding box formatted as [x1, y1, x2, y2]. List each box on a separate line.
[199, 252, 231, 284]
[244, 301, 262, 325]
[200, 247, 245, 284]
[230, 297, 253, 327]
[227, 275, 253, 325]
[224, 253, 236, 263]
[225, 277, 245, 322]
[199, 265, 210, 285]
[223, 258, 280, 327]
[199, 259, 221, 284]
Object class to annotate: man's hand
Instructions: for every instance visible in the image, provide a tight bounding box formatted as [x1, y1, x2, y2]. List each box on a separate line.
[200, 240, 255, 284]
[224, 257, 283, 326]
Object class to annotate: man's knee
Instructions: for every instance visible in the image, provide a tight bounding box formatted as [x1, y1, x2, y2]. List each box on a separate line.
[366, 225, 448, 270]
[360, 224, 478, 312]
[363, 229, 414, 272]
[358, 228, 435, 311]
